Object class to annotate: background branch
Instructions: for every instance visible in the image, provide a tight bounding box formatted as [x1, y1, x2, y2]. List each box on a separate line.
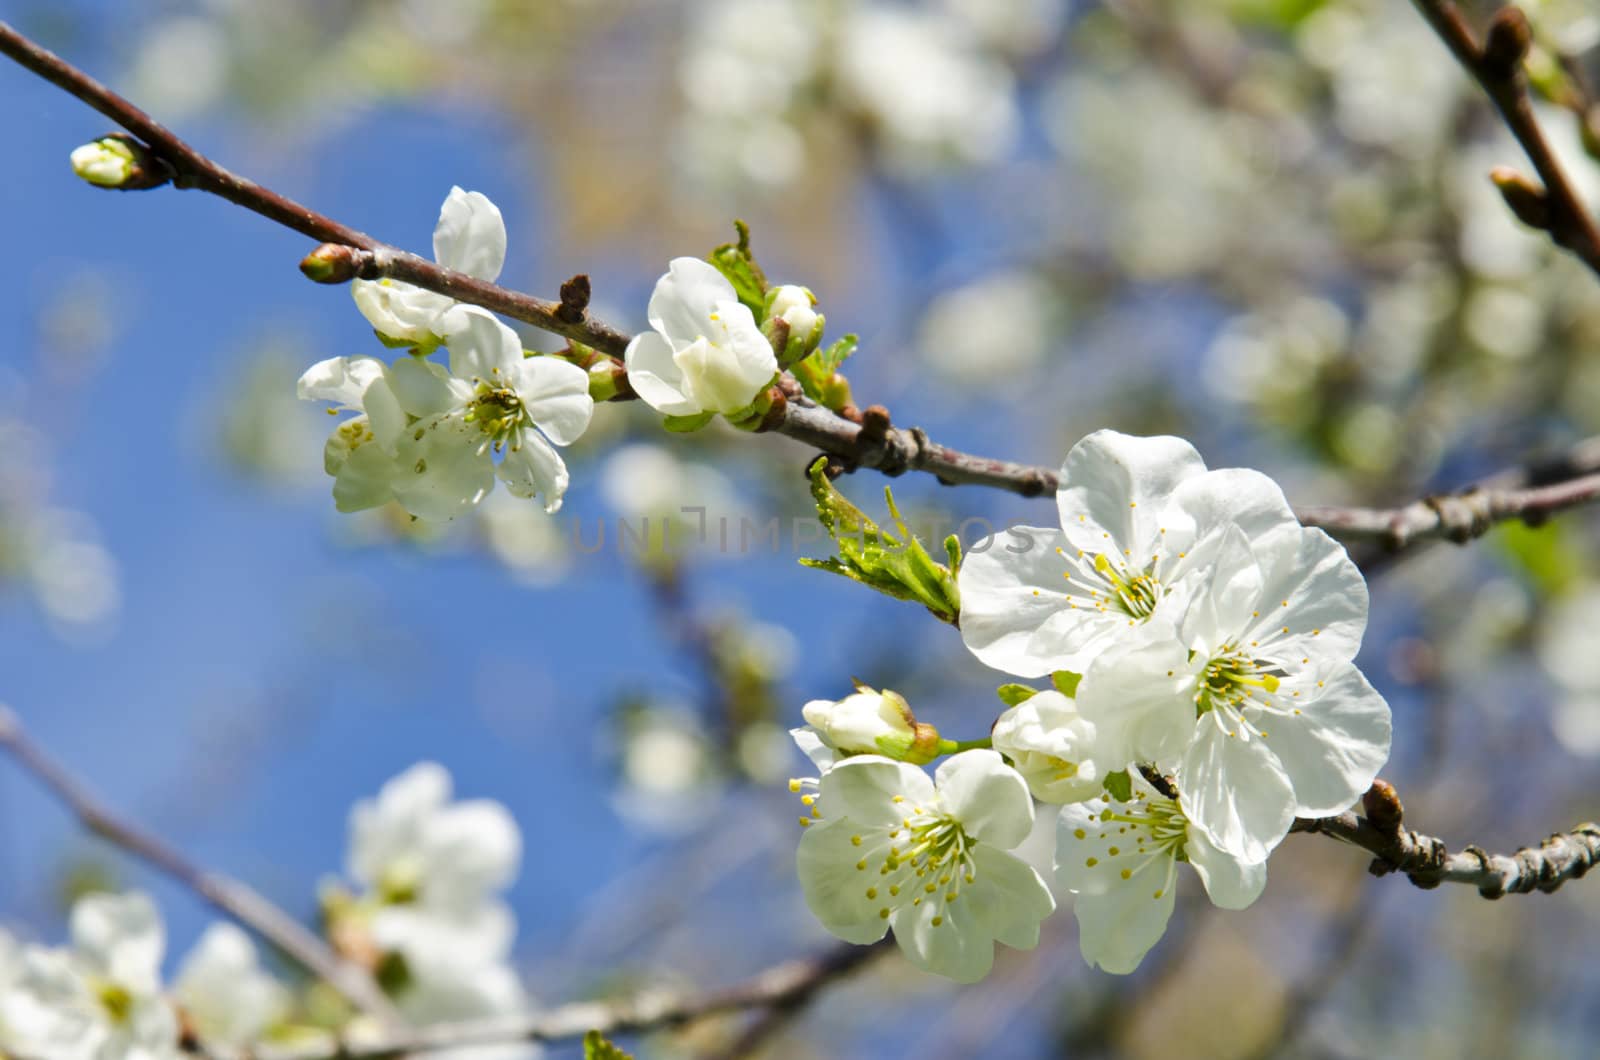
[0, 707, 403, 1027]
[1409, 1, 1600, 273]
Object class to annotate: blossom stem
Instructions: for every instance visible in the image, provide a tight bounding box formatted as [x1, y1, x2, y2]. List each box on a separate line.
[936, 737, 994, 754]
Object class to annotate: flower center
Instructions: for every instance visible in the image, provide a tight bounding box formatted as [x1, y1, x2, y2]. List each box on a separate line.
[1196, 646, 1282, 718]
[1072, 791, 1189, 900]
[1055, 545, 1165, 622]
[94, 980, 134, 1026]
[1092, 553, 1161, 618]
[466, 386, 525, 446]
[852, 803, 979, 929]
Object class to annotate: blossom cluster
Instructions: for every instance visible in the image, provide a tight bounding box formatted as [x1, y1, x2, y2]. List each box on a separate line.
[792, 431, 1391, 977]
[298, 188, 594, 521]
[0, 764, 535, 1059]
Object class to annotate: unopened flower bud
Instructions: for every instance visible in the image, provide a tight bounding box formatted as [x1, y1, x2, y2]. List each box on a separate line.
[1490, 166, 1551, 231]
[69, 134, 167, 190]
[801, 687, 940, 763]
[765, 284, 825, 367]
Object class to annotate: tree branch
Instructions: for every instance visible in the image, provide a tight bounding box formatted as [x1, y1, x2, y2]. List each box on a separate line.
[1293, 781, 1600, 898]
[1409, 1, 1600, 274]
[0, 707, 404, 1027]
[226, 939, 890, 1059]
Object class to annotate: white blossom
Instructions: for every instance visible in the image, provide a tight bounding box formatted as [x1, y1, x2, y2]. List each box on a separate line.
[624, 258, 777, 418]
[1056, 773, 1266, 974]
[989, 689, 1104, 804]
[352, 187, 507, 348]
[172, 923, 289, 1051]
[348, 762, 522, 971]
[1075, 526, 1391, 862]
[796, 750, 1054, 982]
[385, 306, 593, 520]
[297, 354, 406, 513]
[958, 429, 1302, 678]
[0, 892, 179, 1060]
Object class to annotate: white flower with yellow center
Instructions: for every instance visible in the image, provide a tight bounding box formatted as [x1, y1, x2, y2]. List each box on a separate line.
[796, 750, 1054, 983]
[624, 258, 778, 418]
[1057, 774, 1265, 974]
[0, 892, 179, 1060]
[348, 762, 522, 971]
[387, 305, 594, 521]
[957, 430, 1303, 678]
[297, 354, 408, 513]
[352, 187, 507, 349]
[1075, 527, 1391, 862]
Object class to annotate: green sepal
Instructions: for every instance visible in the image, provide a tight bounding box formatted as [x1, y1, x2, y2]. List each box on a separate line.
[707, 219, 768, 314]
[1050, 671, 1082, 697]
[372, 329, 439, 355]
[723, 379, 779, 430]
[662, 411, 716, 433]
[996, 684, 1038, 707]
[1102, 770, 1133, 803]
[584, 1031, 635, 1060]
[799, 456, 961, 623]
[944, 534, 963, 574]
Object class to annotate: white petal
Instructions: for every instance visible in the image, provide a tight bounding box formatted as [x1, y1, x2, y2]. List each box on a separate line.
[442, 305, 523, 384]
[297, 355, 385, 408]
[332, 437, 399, 513]
[1177, 526, 1265, 655]
[819, 756, 935, 827]
[174, 924, 288, 1049]
[1240, 525, 1369, 663]
[796, 820, 894, 945]
[1185, 828, 1268, 911]
[789, 726, 838, 772]
[932, 750, 1034, 849]
[624, 330, 702, 416]
[646, 257, 737, 344]
[1268, 661, 1392, 817]
[890, 888, 996, 983]
[1069, 879, 1176, 974]
[497, 434, 569, 513]
[957, 527, 1137, 677]
[422, 800, 523, 902]
[349, 763, 452, 886]
[71, 891, 164, 991]
[432, 187, 507, 281]
[1075, 626, 1198, 770]
[1167, 466, 1301, 565]
[1178, 723, 1296, 862]
[392, 412, 496, 522]
[1056, 430, 1207, 558]
[351, 279, 453, 343]
[362, 376, 408, 453]
[964, 846, 1055, 950]
[671, 311, 777, 414]
[512, 356, 593, 446]
[373, 903, 516, 970]
[387, 356, 470, 419]
[990, 691, 1105, 804]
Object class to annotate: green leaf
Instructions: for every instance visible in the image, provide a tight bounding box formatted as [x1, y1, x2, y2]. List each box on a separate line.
[800, 457, 961, 623]
[1050, 671, 1082, 697]
[996, 684, 1038, 707]
[1102, 770, 1132, 803]
[793, 333, 858, 412]
[708, 219, 768, 314]
[584, 1031, 635, 1060]
[662, 411, 716, 433]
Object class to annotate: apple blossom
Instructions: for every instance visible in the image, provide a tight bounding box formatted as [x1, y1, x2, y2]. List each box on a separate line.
[172, 923, 289, 1051]
[0, 891, 179, 1060]
[989, 689, 1105, 803]
[1075, 527, 1391, 862]
[352, 187, 507, 349]
[625, 258, 778, 419]
[796, 750, 1054, 983]
[957, 429, 1304, 678]
[1056, 773, 1266, 974]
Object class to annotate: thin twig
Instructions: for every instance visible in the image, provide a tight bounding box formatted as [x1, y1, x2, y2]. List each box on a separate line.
[1409, 1, 1600, 273]
[0, 707, 403, 1027]
[1292, 781, 1600, 899]
[228, 939, 890, 1059]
